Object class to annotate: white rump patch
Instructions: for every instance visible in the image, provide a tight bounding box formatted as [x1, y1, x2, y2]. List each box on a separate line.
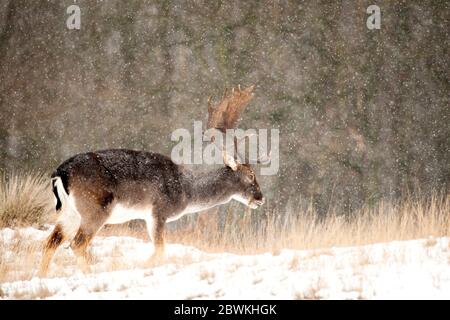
[57, 194, 81, 238]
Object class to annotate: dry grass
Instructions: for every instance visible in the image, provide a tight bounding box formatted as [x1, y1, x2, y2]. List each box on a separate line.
[0, 231, 43, 283]
[0, 171, 449, 284]
[168, 193, 450, 254]
[0, 171, 53, 228]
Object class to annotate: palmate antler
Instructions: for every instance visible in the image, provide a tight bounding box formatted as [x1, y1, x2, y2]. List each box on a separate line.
[206, 85, 270, 168]
[207, 85, 255, 132]
[206, 85, 254, 169]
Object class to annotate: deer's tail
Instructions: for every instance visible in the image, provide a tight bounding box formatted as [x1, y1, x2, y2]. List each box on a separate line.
[51, 176, 67, 212]
[51, 175, 80, 238]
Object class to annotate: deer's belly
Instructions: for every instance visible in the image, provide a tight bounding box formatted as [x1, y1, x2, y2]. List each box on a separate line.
[166, 204, 209, 222]
[106, 203, 152, 224]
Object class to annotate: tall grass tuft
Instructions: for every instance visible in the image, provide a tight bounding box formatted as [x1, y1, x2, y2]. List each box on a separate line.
[0, 171, 53, 228]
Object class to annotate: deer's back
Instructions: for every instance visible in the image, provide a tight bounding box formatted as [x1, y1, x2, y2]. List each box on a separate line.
[53, 149, 188, 211]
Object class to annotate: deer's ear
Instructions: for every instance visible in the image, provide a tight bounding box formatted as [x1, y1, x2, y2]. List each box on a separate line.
[223, 151, 239, 171]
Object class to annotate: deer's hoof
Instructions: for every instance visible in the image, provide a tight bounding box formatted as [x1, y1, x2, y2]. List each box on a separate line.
[145, 253, 165, 268]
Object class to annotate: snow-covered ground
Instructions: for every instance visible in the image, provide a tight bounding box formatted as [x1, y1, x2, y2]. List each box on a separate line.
[0, 227, 449, 299]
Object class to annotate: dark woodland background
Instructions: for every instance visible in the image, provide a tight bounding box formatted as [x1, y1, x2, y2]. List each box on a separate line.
[0, 1, 448, 215]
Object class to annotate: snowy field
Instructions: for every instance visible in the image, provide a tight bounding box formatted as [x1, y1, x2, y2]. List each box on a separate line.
[1, 227, 449, 299]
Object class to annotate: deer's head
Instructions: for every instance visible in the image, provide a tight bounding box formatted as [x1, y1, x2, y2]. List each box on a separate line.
[207, 85, 266, 209]
[226, 161, 264, 209]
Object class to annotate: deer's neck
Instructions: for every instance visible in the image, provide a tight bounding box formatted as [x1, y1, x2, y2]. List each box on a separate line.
[185, 167, 238, 212]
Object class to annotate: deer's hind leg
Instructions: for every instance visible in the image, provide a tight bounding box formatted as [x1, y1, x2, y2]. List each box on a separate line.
[38, 203, 82, 277]
[70, 228, 96, 273]
[38, 224, 66, 277]
[70, 193, 113, 274]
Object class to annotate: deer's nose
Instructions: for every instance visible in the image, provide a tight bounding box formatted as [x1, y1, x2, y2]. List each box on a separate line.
[254, 192, 264, 201]
[253, 196, 265, 206]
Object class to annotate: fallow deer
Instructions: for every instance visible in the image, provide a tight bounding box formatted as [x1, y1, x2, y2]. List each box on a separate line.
[38, 85, 265, 277]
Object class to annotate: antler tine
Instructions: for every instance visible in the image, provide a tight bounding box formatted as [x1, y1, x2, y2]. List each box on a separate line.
[234, 133, 272, 165]
[255, 149, 272, 164]
[244, 151, 272, 165]
[207, 96, 213, 113]
[222, 88, 228, 100]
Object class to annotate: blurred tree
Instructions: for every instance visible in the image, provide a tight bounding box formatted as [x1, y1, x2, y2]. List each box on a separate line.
[0, 0, 448, 215]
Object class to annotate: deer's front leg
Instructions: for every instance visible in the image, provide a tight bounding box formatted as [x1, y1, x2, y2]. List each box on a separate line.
[146, 215, 166, 265]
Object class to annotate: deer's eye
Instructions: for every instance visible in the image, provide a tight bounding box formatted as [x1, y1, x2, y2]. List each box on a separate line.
[249, 173, 255, 181]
